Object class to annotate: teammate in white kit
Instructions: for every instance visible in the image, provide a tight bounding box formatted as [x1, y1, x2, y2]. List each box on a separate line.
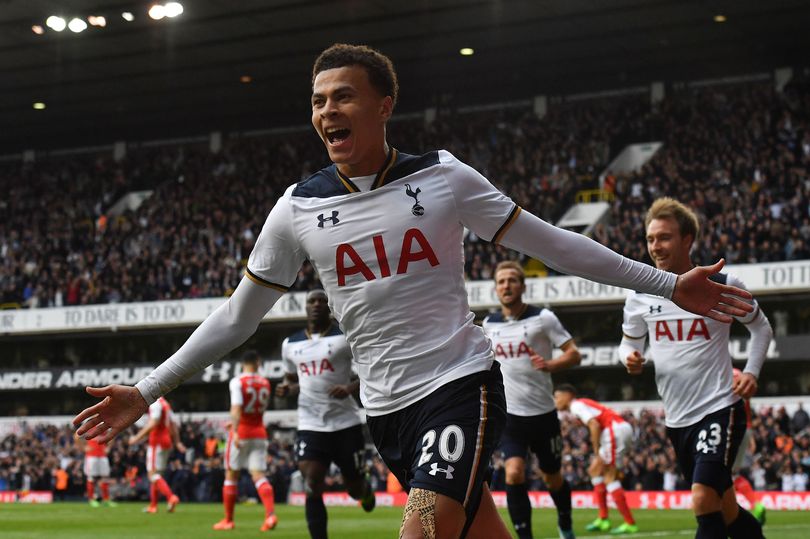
[276, 289, 375, 539]
[482, 261, 581, 539]
[553, 385, 637, 535]
[213, 350, 278, 532]
[74, 45, 753, 539]
[619, 198, 772, 539]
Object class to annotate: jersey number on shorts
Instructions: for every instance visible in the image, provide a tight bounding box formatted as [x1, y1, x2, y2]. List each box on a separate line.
[244, 386, 270, 414]
[696, 423, 722, 454]
[417, 425, 465, 467]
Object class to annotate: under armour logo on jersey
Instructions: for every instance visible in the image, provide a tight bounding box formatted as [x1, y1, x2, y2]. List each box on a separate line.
[650, 305, 662, 314]
[317, 211, 340, 228]
[428, 463, 454, 479]
[405, 184, 424, 216]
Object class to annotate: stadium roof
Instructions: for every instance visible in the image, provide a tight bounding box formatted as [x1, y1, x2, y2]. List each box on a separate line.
[2, 0, 809, 152]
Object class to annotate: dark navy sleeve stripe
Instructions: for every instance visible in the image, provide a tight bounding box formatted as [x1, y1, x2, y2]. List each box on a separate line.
[244, 268, 289, 292]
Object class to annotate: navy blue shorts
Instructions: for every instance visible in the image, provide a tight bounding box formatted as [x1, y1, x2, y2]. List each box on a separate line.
[367, 363, 506, 522]
[499, 410, 562, 474]
[295, 424, 366, 481]
[666, 400, 747, 493]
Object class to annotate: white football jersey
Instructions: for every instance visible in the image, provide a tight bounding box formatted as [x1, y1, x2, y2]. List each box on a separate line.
[482, 306, 573, 416]
[281, 325, 362, 432]
[622, 273, 758, 428]
[247, 149, 519, 416]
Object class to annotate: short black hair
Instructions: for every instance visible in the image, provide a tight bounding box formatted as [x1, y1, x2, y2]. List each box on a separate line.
[241, 350, 260, 365]
[555, 383, 577, 396]
[312, 43, 399, 108]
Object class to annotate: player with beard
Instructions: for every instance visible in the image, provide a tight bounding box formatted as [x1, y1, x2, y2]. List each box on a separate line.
[75, 46, 753, 539]
[482, 261, 580, 539]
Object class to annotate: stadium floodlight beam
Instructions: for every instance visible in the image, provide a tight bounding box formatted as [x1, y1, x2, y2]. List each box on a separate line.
[164, 2, 184, 18]
[148, 4, 166, 20]
[32, 25, 45, 35]
[459, 47, 474, 56]
[121, 11, 135, 22]
[45, 16, 67, 32]
[68, 18, 88, 33]
[88, 16, 107, 27]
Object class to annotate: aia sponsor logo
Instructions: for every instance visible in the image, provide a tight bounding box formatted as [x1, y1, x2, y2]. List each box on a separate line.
[335, 228, 439, 286]
[654, 319, 710, 341]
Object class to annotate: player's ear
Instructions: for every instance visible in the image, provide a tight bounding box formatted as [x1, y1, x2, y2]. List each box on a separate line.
[380, 96, 393, 122]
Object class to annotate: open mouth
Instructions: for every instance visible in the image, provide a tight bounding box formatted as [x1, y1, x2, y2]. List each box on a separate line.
[325, 127, 351, 145]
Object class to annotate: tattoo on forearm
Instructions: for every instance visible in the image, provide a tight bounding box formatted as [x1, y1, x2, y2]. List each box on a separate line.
[399, 488, 437, 539]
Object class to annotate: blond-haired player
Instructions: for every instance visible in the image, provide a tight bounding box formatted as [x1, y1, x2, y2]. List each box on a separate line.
[620, 198, 772, 539]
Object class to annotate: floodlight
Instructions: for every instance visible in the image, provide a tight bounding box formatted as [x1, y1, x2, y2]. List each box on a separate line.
[164, 2, 184, 18]
[68, 18, 88, 33]
[149, 4, 166, 20]
[46, 16, 66, 32]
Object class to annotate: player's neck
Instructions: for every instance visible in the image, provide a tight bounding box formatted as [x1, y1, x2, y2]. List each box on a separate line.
[500, 301, 528, 320]
[335, 141, 390, 178]
[307, 320, 332, 337]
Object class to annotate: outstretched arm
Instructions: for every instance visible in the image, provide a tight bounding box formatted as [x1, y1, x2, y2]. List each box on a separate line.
[500, 211, 752, 322]
[735, 309, 773, 398]
[73, 277, 284, 442]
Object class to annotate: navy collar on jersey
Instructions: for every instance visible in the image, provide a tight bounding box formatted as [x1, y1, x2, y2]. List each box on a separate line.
[486, 304, 541, 323]
[335, 147, 398, 193]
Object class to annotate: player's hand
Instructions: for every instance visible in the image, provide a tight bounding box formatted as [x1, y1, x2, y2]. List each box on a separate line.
[328, 384, 352, 399]
[733, 372, 758, 399]
[275, 383, 290, 397]
[176, 442, 187, 453]
[127, 436, 138, 446]
[530, 353, 549, 372]
[672, 259, 753, 323]
[232, 433, 241, 448]
[73, 385, 148, 444]
[625, 351, 645, 375]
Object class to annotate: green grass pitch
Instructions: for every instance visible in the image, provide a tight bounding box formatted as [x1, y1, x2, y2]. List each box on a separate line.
[2, 502, 808, 538]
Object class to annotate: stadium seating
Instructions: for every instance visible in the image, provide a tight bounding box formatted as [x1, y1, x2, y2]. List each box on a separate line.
[1, 78, 809, 307]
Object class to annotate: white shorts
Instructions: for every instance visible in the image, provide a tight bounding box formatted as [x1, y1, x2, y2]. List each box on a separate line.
[225, 436, 268, 472]
[147, 445, 170, 474]
[732, 429, 753, 472]
[599, 421, 633, 469]
[84, 456, 110, 478]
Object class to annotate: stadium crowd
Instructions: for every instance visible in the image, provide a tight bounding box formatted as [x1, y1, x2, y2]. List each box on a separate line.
[2, 404, 808, 502]
[2, 78, 809, 307]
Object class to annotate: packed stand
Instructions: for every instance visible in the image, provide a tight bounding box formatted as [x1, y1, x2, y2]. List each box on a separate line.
[2, 79, 810, 308]
[2, 404, 808, 502]
[597, 79, 810, 265]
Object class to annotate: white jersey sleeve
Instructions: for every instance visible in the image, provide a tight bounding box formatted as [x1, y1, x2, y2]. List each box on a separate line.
[246, 186, 306, 290]
[727, 274, 771, 378]
[148, 401, 163, 420]
[229, 377, 243, 406]
[281, 337, 295, 376]
[540, 309, 573, 348]
[501, 211, 677, 299]
[569, 400, 600, 424]
[440, 151, 521, 242]
[620, 293, 650, 364]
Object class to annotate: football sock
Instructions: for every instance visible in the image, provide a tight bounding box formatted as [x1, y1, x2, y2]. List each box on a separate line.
[607, 481, 635, 525]
[153, 475, 173, 500]
[305, 494, 328, 539]
[505, 483, 533, 539]
[549, 479, 573, 532]
[593, 477, 609, 519]
[733, 476, 757, 506]
[223, 480, 237, 522]
[86, 479, 95, 500]
[727, 506, 764, 539]
[696, 511, 726, 539]
[149, 482, 159, 507]
[100, 481, 110, 501]
[254, 477, 275, 516]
